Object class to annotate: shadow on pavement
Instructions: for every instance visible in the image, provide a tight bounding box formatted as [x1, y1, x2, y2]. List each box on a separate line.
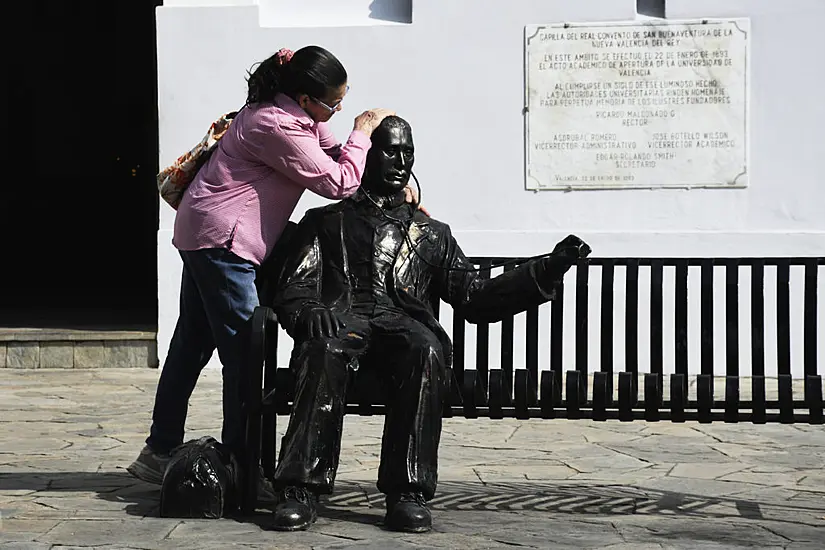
[328, 480, 819, 521]
[1, 472, 820, 524]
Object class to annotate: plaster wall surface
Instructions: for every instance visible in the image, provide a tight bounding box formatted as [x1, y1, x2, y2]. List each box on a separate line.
[157, 1, 824, 377]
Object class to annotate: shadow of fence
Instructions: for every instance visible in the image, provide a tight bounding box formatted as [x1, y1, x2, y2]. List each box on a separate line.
[1, 472, 820, 523]
[327, 479, 816, 521]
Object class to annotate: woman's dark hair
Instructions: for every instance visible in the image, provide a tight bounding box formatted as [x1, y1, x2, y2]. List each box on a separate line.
[246, 45, 347, 105]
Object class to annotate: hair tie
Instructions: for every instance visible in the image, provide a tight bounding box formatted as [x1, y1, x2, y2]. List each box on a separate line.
[275, 48, 294, 66]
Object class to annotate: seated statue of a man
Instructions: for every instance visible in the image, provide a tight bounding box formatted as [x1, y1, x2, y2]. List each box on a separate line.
[269, 116, 591, 532]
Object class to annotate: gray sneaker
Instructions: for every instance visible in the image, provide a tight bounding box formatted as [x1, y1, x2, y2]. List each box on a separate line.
[126, 445, 171, 485]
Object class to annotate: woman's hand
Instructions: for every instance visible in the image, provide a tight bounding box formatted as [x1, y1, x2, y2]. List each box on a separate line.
[354, 108, 396, 136]
[404, 185, 430, 217]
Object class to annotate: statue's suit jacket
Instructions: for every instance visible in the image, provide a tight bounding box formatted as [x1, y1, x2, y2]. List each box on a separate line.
[273, 198, 565, 369]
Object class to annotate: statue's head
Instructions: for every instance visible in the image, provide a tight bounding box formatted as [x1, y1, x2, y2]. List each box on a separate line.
[362, 116, 414, 196]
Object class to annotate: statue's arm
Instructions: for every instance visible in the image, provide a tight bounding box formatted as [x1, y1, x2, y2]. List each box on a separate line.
[273, 214, 324, 337]
[436, 227, 570, 324]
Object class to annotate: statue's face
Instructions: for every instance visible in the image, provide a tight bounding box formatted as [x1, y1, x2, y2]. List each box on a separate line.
[363, 123, 414, 195]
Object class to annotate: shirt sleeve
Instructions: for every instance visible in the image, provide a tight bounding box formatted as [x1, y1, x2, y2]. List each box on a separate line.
[247, 116, 371, 200]
[317, 122, 343, 161]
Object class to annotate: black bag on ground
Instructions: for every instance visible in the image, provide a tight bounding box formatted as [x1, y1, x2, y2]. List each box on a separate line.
[159, 436, 241, 519]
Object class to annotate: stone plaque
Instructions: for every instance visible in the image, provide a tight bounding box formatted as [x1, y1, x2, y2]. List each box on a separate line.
[525, 19, 749, 190]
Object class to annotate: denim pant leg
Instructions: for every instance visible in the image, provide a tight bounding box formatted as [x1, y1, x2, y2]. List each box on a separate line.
[147, 262, 216, 454]
[182, 248, 259, 453]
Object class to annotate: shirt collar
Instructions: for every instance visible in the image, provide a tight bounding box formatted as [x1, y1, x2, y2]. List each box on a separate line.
[274, 93, 314, 126]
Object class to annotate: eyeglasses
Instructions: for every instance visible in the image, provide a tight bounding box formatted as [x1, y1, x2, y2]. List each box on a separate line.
[312, 85, 350, 114]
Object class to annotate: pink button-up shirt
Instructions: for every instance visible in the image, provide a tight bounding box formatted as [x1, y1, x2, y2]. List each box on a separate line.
[173, 94, 371, 265]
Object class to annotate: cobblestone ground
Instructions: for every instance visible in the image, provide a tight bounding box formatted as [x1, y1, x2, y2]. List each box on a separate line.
[1, 369, 823, 549]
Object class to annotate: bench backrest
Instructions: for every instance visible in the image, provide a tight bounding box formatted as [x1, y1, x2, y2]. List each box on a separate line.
[454, 257, 823, 384]
[444, 256, 824, 422]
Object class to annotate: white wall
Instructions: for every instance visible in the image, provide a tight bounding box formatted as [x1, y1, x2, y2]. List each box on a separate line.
[156, 0, 825, 378]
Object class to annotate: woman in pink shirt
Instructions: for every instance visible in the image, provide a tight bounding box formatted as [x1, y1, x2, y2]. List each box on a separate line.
[128, 46, 402, 497]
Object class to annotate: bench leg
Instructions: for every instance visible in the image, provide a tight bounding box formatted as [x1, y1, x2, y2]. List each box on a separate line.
[262, 338, 278, 479]
[241, 306, 270, 514]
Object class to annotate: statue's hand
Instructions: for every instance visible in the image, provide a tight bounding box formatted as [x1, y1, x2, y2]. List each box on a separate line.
[298, 306, 345, 339]
[536, 235, 592, 286]
[551, 234, 592, 262]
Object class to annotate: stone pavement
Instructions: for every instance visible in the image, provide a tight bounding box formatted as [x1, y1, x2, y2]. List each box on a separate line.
[1, 369, 823, 549]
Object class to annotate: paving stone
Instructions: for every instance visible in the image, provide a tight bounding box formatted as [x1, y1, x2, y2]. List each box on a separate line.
[0, 437, 72, 456]
[166, 518, 337, 547]
[633, 476, 765, 499]
[601, 545, 669, 550]
[33, 495, 135, 514]
[668, 462, 746, 480]
[5, 344, 39, 369]
[0, 518, 61, 536]
[38, 519, 171, 546]
[0, 500, 80, 520]
[474, 463, 575, 482]
[754, 521, 825, 543]
[73, 342, 105, 369]
[558, 425, 649, 444]
[797, 472, 825, 492]
[321, 539, 448, 550]
[608, 516, 797, 547]
[600, 439, 733, 463]
[481, 516, 626, 548]
[710, 445, 825, 469]
[556, 452, 652, 473]
[1, 368, 824, 549]
[567, 465, 673, 483]
[718, 469, 810, 488]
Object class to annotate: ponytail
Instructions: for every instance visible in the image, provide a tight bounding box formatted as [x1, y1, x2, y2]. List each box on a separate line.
[245, 45, 347, 106]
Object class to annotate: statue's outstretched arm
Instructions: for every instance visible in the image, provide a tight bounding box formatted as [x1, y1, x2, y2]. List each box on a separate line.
[438, 231, 590, 324]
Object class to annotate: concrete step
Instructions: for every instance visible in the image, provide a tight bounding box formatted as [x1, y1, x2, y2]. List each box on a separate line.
[0, 328, 157, 368]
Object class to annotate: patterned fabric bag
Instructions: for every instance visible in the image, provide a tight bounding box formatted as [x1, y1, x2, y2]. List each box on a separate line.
[157, 111, 237, 210]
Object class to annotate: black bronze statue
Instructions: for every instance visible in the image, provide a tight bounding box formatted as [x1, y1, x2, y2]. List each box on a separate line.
[268, 116, 591, 532]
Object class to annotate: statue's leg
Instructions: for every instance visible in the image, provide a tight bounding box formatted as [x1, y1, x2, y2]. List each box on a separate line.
[272, 313, 370, 495]
[371, 312, 444, 501]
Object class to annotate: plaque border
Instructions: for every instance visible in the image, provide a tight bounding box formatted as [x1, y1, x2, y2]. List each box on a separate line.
[524, 18, 750, 191]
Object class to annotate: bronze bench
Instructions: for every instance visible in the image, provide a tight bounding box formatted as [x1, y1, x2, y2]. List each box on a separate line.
[241, 256, 824, 513]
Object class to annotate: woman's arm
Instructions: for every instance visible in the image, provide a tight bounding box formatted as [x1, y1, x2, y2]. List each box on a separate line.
[248, 117, 370, 200]
[317, 122, 343, 161]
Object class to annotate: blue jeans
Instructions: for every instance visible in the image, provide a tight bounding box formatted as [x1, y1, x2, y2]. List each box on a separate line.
[147, 248, 258, 454]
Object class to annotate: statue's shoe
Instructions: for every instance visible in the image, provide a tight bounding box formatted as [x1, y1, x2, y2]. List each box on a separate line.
[384, 492, 432, 533]
[269, 486, 317, 531]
